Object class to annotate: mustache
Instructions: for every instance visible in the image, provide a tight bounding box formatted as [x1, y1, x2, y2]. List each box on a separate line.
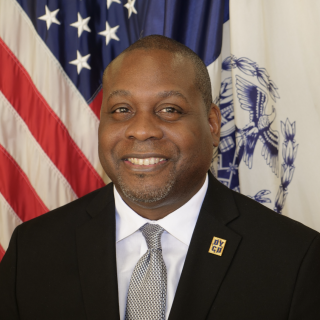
[125, 140, 167, 153]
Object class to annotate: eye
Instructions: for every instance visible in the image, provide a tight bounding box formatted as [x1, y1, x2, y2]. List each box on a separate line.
[113, 106, 130, 113]
[159, 107, 178, 113]
[110, 105, 134, 121]
[157, 105, 182, 121]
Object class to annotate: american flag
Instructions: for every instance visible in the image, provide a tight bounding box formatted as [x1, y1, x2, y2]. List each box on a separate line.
[0, 0, 228, 261]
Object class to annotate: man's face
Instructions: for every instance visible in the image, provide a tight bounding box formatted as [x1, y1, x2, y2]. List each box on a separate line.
[99, 49, 220, 207]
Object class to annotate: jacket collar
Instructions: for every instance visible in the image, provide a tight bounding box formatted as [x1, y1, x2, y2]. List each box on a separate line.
[168, 173, 242, 320]
[77, 183, 120, 320]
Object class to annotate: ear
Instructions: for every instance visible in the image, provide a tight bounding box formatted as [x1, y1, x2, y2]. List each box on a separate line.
[208, 103, 221, 147]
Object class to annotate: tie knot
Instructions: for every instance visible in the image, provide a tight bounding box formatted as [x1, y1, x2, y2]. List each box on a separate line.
[140, 223, 164, 249]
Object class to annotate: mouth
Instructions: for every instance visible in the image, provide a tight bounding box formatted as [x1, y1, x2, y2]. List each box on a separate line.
[125, 157, 167, 166]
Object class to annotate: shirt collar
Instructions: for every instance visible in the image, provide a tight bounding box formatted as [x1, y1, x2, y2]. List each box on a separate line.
[115, 174, 208, 246]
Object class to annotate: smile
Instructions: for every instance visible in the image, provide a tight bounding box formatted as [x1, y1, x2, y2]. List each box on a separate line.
[126, 157, 167, 166]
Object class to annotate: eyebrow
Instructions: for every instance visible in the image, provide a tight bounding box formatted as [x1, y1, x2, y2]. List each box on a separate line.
[107, 90, 188, 103]
[157, 91, 188, 103]
[107, 90, 131, 102]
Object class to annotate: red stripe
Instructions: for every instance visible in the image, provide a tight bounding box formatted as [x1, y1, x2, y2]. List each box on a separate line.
[0, 38, 105, 198]
[0, 145, 47, 222]
[89, 89, 103, 120]
[0, 243, 5, 263]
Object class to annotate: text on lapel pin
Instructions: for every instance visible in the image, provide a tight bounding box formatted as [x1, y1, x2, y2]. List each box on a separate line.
[208, 237, 227, 256]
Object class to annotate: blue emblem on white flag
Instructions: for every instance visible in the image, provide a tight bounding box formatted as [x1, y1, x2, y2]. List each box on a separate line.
[213, 55, 299, 214]
[235, 75, 279, 176]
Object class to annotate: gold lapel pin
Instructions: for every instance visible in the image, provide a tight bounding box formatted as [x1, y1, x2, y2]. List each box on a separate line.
[208, 236, 227, 256]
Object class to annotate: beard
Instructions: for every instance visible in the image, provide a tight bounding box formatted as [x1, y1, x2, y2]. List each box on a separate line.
[116, 167, 176, 203]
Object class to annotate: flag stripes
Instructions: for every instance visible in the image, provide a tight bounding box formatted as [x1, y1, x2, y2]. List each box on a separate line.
[0, 192, 22, 253]
[0, 0, 110, 185]
[89, 89, 103, 120]
[0, 38, 105, 198]
[0, 91, 77, 210]
[0, 243, 5, 262]
[0, 144, 48, 222]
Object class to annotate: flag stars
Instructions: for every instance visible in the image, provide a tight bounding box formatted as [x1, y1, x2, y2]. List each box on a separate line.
[69, 51, 91, 74]
[124, 0, 137, 18]
[98, 22, 120, 45]
[107, 0, 121, 9]
[38, 5, 60, 30]
[70, 13, 91, 37]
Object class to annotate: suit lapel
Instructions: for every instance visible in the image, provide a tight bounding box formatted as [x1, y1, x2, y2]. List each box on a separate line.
[76, 184, 120, 320]
[169, 174, 242, 320]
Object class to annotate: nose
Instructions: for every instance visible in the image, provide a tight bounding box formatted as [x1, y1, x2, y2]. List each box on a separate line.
[125, 110, 163, 141]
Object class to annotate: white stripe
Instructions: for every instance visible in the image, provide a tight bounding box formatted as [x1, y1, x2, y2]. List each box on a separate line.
[0, 91, 78, 210]
[207, 53, 222, 104]
[0, 0, 110, 184]
[0, 192, 22, 251]
[207, 54, 222, 179]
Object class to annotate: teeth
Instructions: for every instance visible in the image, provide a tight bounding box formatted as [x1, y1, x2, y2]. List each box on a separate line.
[127, 157, 166, 166]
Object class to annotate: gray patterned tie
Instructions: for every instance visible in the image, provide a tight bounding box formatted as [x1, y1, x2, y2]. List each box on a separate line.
[125, 223, 167, 320]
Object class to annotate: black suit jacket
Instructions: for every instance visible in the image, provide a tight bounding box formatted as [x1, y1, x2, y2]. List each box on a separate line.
[1, 173, 320, 319]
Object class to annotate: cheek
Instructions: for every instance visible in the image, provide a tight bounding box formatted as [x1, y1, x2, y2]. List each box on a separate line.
[175, 124, 209, 153]
[98, 124, 120, 163]
[175, 126, 213, 167]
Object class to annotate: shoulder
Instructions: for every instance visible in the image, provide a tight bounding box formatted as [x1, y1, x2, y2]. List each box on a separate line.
[230, 189, 319, 252]
[15, 183, 114, 240]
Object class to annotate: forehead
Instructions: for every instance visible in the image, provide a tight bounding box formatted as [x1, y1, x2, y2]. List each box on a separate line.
[103, 49, 197, 95]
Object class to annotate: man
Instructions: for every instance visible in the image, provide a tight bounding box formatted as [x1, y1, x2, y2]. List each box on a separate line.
[0, 35, 319, 320]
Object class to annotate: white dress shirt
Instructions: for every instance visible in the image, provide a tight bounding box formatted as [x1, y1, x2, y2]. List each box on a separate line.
[115, 174, 208, 320]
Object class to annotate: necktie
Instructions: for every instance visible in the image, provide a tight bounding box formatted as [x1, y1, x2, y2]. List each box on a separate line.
[125, 223, 167, 320]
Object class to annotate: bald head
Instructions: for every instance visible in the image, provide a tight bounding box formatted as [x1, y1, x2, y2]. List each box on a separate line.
[103, 35, 213, 112]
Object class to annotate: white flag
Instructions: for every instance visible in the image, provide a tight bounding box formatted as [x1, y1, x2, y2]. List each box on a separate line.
[213, 0, 320, 232]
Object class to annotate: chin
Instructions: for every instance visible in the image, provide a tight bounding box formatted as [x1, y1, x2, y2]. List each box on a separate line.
[117, 173, 175, 204]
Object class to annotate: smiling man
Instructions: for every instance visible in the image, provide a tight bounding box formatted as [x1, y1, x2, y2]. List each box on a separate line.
[0, 35, 320, 320]
[99, 40, 220, 220]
